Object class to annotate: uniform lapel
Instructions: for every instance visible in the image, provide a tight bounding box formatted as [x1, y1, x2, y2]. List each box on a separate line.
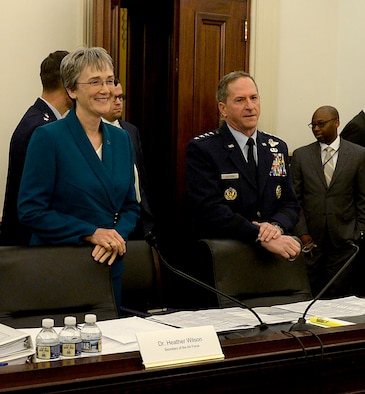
[34, 98, 58, 123]
[329, 140, 346, 187]
[221, 126, 257, 188]
[64, 109, 116, 207]
[256, 133, 273, 196]
[312, 142, 332, 189]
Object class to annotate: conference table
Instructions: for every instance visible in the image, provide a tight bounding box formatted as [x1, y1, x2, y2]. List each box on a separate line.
[1, 320, 365, 393]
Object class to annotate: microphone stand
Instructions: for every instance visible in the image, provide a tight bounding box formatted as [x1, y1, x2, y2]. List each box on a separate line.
[290, 242, 359, 331]
[144, 232, 268, 331]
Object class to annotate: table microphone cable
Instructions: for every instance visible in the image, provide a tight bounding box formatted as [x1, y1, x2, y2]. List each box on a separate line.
[144, 232, 269, 331]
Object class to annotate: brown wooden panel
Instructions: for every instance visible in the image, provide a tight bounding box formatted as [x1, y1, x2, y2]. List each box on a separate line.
[92, 0, 120, 71]
[176, 0, 249, 214]
[90, 0, 250, 252]
[194, 13, 227, 134]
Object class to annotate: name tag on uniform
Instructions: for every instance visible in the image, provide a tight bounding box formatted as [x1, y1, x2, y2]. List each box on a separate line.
[221, 173, 239, 180]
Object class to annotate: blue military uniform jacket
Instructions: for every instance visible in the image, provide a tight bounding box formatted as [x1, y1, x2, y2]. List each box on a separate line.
[18, 108, 140, 247]
[185, 122, 299, 242]
[1, 98, 58, 245]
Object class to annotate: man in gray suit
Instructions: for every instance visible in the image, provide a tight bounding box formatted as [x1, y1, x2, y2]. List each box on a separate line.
[291, 106, 365, 297]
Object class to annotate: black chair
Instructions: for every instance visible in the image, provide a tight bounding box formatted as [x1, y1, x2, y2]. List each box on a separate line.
[121, 240, 164, 314]
[0, 245, 118, 328]
[192, 239, 312, 308]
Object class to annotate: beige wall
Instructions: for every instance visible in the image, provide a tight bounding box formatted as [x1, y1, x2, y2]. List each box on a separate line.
[0, 0, 88, 213]
[251, 0, 365, 152]
[1, 0, 365, 212]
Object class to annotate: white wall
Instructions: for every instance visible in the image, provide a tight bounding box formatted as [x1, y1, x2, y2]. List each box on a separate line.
[0, 0, 87, 212]
[337, 0, 365, 127]
[251, 0, 365, 153]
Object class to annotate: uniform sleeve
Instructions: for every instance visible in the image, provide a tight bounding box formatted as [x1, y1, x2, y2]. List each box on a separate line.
[290, 150, 309, 237]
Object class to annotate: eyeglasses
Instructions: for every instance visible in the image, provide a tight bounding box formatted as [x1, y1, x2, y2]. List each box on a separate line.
[308, 118, 338, 129]
[76, 79, 115, 88]
[114, 94, 126, 102]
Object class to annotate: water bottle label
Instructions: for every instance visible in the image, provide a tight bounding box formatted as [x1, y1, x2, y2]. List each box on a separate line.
[36, 344, 60, 360]
[82, 339, 102, 353]
[61, 342, 82, 357]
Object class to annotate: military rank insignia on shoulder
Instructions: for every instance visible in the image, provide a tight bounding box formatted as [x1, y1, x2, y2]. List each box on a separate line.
[193, 130, 220, 140]
[261, 130, 280, 139]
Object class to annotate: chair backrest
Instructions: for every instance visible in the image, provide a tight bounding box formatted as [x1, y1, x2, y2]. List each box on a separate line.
[0, 245, 118, 328]
[121, 240, 163, 313]
[194, 239, 312, 308]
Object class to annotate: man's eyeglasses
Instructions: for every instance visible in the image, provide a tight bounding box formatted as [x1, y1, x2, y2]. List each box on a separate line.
[308, 118, 338, 129]
[76, 79, 115, 88]
[114, 94, 126, 102]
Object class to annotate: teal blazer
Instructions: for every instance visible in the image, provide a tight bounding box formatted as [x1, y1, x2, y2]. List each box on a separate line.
[18, 108, 140, 247]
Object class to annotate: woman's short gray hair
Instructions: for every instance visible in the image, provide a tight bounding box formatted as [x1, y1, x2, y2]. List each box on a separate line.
[60, 47, 114, 90]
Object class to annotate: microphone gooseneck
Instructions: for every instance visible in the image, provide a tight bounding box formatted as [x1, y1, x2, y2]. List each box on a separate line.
[144, 232, 268, 331]
[290, 241, 359, 331]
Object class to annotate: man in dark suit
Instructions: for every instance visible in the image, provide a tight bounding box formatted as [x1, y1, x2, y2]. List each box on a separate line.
[185, 71, 301, 260]
[102, 79, 155, 239]
[291, 106, 365, 297]
[0, 50, 72, 245]
[341, 109, 365, 147]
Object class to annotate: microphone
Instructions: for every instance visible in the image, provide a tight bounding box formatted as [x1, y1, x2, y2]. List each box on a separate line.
[290, 241, 359, 331]
[144, 232, 269, 332]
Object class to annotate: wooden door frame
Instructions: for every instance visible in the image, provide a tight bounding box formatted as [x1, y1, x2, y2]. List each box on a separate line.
[92, 0, 121, 72]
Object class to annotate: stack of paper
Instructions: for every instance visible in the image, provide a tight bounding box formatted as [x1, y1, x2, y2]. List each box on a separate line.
[0, 323, 34, 366]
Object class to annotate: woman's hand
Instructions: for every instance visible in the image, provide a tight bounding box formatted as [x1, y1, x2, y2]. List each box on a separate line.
[84, 228, 126, 265]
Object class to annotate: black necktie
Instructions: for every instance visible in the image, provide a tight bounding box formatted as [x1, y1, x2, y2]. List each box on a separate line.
[246, 137, 257, 181]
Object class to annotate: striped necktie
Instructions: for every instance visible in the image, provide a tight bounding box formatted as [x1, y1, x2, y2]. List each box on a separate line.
[323, 146, 334, 186]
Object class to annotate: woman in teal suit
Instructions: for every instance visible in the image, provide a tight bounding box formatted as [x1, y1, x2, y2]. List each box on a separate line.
[18, 47, 140, 312]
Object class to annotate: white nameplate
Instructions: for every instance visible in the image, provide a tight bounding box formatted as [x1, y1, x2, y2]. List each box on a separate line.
[221, 173, 239, 180]
[136, 325, 224, 369]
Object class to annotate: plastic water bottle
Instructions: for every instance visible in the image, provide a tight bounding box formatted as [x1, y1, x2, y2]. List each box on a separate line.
[81, 314, 102, 353]
[59, 316, 82, 357]
[35, 318, 60, 360]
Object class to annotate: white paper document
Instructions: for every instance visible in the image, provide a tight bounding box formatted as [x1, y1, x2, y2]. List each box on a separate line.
[146, 307, 296, 332]
[274, 296, 365, 319]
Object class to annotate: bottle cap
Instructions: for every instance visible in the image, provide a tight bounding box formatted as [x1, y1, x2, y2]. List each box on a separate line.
[64, 316, 77, 326]
[42, 318, 54, 328]
[85, 314, 97, 324]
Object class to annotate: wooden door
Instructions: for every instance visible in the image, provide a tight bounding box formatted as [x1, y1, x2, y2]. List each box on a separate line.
[92, 0, 121, 71]
[92, 0, 250, 235]
[174, 0, 250, 213]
